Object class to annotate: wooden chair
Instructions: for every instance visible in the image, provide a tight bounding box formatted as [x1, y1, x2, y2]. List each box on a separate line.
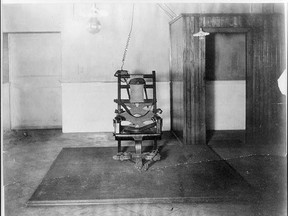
[113, 70, 162, 171]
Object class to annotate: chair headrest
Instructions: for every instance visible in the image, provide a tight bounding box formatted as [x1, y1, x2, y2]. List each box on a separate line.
[129, 78, 146, 85]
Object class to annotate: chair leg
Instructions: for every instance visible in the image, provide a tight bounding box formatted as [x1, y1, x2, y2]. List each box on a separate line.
[134, 136, 143, 170]
[134, 137, 142, 155]
[118, 140, 121, 153]
[153, 138, 157, 150]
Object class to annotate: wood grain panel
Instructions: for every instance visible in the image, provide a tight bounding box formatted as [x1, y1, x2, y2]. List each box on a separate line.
[183, 15, 206, 145]
[170, 17, 184, 143]
[170, 13, 285, 145]
[183, 16, 193, 144]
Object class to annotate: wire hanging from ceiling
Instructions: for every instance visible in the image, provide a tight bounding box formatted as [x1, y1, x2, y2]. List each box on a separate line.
[157, 3, 177, 19]
[120, 3, 176, 70]
[157, 4, 173, 19]
[163, 4, 177, 18]
[120, 4, 135, 71]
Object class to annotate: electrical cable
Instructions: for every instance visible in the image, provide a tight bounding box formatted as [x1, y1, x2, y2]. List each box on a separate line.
[120, 3, 176, 71]
[157, 3, 174, 19]
[120, 4, 135, 71]
[163, 4, 177, 18]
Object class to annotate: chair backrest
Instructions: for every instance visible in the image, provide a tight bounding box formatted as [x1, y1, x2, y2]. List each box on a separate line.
[114, 71, 157, 130]
[129, 77, 146, 103]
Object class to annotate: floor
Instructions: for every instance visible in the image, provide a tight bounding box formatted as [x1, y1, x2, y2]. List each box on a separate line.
[2, 129, 287, 216]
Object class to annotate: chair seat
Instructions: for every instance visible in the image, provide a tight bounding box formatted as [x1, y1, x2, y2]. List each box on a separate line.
[114, 132, 161, 139]
[123, 126, 157, 133]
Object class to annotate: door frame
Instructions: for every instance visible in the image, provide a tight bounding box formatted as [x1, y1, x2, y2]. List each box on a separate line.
[202, 27, 252, 142]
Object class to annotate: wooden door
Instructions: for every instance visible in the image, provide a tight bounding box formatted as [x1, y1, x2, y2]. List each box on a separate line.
[9, 33, 62, 129]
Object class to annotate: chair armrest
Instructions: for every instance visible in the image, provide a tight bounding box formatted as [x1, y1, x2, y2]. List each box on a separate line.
[153, 115, 162, 133]
[113, 119, 120, 133]
[113, 115, 125, 133]
[155, 108, 163, 114]
[114, 115, 123, 122]
[153, 115, 162, 120]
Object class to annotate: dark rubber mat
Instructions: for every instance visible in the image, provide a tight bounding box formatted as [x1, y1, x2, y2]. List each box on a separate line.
[27, 145, 256, 206]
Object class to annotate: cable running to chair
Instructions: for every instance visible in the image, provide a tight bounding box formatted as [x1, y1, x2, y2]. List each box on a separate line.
[120, 4, 135, 71]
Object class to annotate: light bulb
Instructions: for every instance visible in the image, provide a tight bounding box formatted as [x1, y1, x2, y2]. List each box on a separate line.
[87, 16, 101, 34]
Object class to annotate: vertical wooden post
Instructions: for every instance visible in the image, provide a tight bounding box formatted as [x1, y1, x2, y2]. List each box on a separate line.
[152, 71, 157, 113]
[198, 34, 207, 145]
[245, 30, 254, 144]
[183, 15, 206, 145]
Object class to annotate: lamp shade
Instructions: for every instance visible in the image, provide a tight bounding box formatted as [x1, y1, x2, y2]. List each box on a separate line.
[87, 16, 101, 34]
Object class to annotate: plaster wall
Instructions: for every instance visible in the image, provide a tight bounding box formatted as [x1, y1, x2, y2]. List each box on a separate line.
[62, 82, 170, 132]
[2, 3, 282, 132]
[2, 3, 171, 132]
[2, 83, 11, 131]
[206, 81, 246, 130]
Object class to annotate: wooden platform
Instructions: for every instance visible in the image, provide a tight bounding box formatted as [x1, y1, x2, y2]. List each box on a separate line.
[27, 144, 257, 206]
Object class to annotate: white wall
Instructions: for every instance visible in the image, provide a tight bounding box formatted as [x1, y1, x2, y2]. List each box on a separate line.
[59, 4, 171, 132]
[61, 4, 170, 82]
[2, 3, 171, 132]
[62, 82, 170, 132]
[8, 33, 62, 129]
[2, 83, 11, 132]
[2, 3, 283, 132]
[206, 81, 246, 130]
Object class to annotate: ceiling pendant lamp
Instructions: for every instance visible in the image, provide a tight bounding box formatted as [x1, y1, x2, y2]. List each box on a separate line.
[87, 4, 101, 34]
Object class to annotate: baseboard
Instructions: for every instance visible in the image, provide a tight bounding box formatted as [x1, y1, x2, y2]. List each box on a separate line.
[207, 130, 246, 142]
[11, 126, 62, 130]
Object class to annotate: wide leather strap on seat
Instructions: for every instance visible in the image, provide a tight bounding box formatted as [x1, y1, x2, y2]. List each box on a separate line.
[122, 122, 157, 133]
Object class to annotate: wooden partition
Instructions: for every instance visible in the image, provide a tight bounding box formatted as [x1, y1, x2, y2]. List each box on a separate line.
[170, 13, 285, 145]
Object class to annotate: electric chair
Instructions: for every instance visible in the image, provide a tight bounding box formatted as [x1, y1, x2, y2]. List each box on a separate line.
[113, 70, 163, 171]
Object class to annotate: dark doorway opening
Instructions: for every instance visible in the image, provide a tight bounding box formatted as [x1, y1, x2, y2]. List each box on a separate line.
[205, 33, 246, 143]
